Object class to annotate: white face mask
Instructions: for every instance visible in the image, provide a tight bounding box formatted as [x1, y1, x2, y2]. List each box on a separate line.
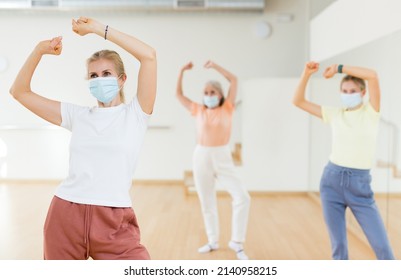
[89, 77, 120, 104]
[203, 95, 220, 109]
[340, 92, 362, 109]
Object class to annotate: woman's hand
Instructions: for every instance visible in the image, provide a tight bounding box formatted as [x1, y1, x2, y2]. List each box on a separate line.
[181, 61, 193, 72]
[36, 36, 63, 56]
[303, 61, 319, 76]
[323, 64, 338, 79]
[204, 60, 215, 69]
[72, 17, 102, 36]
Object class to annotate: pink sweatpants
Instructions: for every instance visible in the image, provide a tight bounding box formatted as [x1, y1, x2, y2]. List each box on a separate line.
[43, 196, 150, 260]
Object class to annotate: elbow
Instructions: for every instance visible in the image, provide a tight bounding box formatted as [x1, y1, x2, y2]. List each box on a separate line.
[139, 48, 157, 63]
[230, 75, 238, 84]
[9, 86, 25, 101]
[176, 91, 182, 100]
[368, 70, 378, 80]
[292, 92, 307, 108]
[146, 48, 157, 62]
[293, 98, 306, 109]
[9, 86, 18, 99]
[292, 98, 300, 108]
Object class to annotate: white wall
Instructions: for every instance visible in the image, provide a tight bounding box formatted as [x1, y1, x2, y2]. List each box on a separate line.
[0, 129, 70, 179]
[309, 0, 336, 19]
[241, 78, 309, 191]
[310, 0, 401, 61]
[0, 0, 310, 185]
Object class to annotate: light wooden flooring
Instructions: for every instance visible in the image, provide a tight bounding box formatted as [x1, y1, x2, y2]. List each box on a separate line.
[0, 181, 399, 260]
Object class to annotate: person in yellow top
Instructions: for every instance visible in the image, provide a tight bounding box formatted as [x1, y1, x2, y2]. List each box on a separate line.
[293, 61, 394, 259]
[176, 61, 251, 260]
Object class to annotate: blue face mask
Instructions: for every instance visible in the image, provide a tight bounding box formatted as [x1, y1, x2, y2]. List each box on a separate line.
[203, 95, 220, 109]
[340, 92, 362, 109]
[89, 77, 120, 104]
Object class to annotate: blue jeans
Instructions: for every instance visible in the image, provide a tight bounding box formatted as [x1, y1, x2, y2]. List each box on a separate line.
[320, 161, 394, 260]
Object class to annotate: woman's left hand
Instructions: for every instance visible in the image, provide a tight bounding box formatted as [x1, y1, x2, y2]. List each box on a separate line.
[72, 17, 102, 36]
[204, 60, 216, 69]
[323, 64, 338, 79]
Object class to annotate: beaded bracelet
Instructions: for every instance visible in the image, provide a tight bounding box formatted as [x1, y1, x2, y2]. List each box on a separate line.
[104, 25, 109, 40]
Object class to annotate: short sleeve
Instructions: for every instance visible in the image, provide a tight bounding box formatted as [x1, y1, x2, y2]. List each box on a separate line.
[366, 102, 380, 118]
[223, 100, 234, 113]
[61, 102, 86, 131]
[191, 102, 202, 116]
[321, 106, 340, 124]
[128, 96, 151, 127]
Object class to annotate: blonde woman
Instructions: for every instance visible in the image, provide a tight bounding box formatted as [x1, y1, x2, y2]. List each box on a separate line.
[176, 61, 251, 260]
[293, 61, 394, 260]
[9, 17, 156, 260]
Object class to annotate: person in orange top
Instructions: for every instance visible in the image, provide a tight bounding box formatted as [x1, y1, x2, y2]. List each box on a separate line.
[176, 60, 251, 260]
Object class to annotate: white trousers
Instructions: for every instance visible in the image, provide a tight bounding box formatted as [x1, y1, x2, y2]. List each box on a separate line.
[193, 145, 251, 244]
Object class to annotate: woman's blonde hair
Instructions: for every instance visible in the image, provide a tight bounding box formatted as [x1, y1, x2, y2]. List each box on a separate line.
[341, 75, 366, 91]
[87, 50, 126, 103]
[205, 80, 225, 106]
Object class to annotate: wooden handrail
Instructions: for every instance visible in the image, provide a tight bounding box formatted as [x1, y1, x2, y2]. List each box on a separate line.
[377, 160, 401, 179]
[377, 118, 400, 178]
[379, 118, 399, 166]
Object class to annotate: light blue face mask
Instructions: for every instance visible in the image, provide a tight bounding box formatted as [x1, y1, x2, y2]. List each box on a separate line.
[89, 77, 120, 104]
[340, 92, 362, 109]
[203, 95, 220, 109]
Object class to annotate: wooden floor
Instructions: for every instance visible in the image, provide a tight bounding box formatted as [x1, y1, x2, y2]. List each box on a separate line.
[0, 181, 399, 260]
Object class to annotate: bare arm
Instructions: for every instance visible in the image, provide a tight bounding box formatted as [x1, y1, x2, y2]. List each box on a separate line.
[324, 64, 380, 112]
[204, 61, 237, 105]
[176, 62, 194, 111]
[72, 17, 157, 114]
[293, 61, 322, 119]
[9, 37, 63, 126]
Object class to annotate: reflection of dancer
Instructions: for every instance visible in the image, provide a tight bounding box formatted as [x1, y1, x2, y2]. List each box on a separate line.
[10, 17, 156, 259]
[176, 61, 251, 260]
[293, 62, 394, 259]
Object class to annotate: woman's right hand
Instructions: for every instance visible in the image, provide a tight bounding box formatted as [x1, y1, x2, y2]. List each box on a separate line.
[36, 36, 63, 56]
[303, 61, 319, 76]
[181, 62, 193, 72]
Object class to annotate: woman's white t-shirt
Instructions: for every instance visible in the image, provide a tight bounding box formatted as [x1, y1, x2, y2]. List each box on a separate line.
[55, 97, 150, 207]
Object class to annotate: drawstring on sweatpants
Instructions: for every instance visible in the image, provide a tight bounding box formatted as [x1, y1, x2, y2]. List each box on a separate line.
[340, 169, 352, 188]
[84, 204, 93, 259]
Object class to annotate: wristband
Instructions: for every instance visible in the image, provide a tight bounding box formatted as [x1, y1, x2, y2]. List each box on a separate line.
[337, 64, 343, 74]
[104, 25, 109, 40]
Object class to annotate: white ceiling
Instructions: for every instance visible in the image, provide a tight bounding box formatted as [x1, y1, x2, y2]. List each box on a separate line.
[0, 0, 265, 12]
